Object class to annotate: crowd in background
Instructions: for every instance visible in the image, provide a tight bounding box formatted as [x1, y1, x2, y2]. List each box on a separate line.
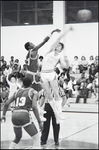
[0, 54, 99, 108]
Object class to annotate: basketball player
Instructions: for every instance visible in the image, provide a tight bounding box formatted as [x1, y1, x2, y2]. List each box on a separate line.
[1, 76, 43, 149]
[24, 29, 61, 92]
[40, 27, 73, 123]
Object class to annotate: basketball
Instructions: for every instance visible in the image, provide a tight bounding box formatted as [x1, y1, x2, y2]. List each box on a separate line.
[77, 9, 92, 21]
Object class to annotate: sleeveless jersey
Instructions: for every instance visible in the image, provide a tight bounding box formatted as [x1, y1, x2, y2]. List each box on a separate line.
[27, 36, 50, 73]
[28, 50, 38, 72]
[14, 87, 34, 111]
[41, 51, 61, 72]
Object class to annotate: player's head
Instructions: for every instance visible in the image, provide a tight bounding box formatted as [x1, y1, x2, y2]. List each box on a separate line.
[55, 42, 64, 52]
[23, 76, 32, 87]
[24, 42, 35, 51]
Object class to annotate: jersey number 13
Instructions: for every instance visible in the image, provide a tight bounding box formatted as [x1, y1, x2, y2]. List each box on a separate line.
[16, 97, 26, 107]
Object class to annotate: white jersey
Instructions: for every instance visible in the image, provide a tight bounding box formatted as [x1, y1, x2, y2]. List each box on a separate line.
[41, 51, 61, 72]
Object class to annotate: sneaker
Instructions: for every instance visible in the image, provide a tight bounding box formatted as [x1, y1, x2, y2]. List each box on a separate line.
[55, 142, 59, 146]
[41, 141, 47, 145]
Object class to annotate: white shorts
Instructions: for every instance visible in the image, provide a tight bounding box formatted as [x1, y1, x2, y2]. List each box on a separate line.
[41, 71, 57, 82]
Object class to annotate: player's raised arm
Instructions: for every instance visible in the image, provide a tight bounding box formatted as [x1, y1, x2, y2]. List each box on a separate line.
[46, 27, 73, 55]
[33, 29, 61, 51]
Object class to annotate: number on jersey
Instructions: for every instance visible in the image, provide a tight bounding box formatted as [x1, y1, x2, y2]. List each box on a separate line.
[16, 97, 26, 107]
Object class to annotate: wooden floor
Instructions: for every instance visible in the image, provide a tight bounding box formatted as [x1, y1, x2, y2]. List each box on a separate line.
[1, 98, 98, 149]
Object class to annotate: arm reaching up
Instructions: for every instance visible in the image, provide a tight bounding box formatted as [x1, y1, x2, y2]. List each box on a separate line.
[46, 26, 73, 54]
[32, 29, 61, 52]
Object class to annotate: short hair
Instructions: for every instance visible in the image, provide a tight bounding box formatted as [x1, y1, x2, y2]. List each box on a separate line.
[91, 63, 95, 67]
[39, 56, 43, 59]
[24, 42, 35, 50]
[23, 77, 32, 87]
[59, 42, 64, 50]
[74, 56, 78, 59]
[90, 55, 94, 60]
[24, 42, 30, 50]
[81, 56, 86, 60]
[15, 59, 19, 63]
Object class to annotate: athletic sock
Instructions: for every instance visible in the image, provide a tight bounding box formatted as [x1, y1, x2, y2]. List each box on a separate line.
[32, 133, 41, 149]
[9, 142, 18, 149]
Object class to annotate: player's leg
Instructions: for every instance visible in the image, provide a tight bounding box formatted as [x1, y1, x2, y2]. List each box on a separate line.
[41, 72, 64, 123]
[50, 80, 66, 123]
[50, 80, 62, 111]
[23, 122, 40, 148]
[9, 127, 22, 149]
[41, 82, 53, 102]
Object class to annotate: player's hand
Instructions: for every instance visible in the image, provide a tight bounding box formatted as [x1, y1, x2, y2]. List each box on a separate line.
[39, 122, 43, 132]
[51, 29, 61, 34]
[0, 116, 6, 123]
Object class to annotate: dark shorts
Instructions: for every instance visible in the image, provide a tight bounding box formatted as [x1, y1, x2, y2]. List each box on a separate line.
[12, 110, 32, 127]
[25, 73, 42, 92]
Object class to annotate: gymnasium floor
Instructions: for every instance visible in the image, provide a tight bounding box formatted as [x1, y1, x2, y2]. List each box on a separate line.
[1, 97, 98, 149]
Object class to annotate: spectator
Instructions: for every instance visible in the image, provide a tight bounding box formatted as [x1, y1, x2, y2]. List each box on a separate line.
[94, 56, 99, 72]
[62, 68, 70, 82]
[89, 63, 97, 83]
[76, 82, 88, 103]
[1, 60, 7, 72]
[1, 56, 5, 64]
[71, 56, 79, 74]
[63, 79, 71, 99]
[20, 64, 28, 79]
[1, 86, 9, 103]
[3, 65, 12, 77]
[0, 66, 9, 88]
[12, 59, 21, 78]
[67, 76, 77, 97]
[88, 55, 94, 66]
[6, 73, 20, 110]
[38, 56, 43, 72]
[76, 72, 87, 86]
[86, 78, 93, 98]
[9, 56, 14, 68]
[78, 56, 88, 73]
[92, 72, 99, 101]
[58, 72, 70, 107]
[24, 59, 29, 69]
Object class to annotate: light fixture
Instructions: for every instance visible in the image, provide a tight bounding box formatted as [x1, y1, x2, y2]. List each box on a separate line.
[24, 23, 29, 25]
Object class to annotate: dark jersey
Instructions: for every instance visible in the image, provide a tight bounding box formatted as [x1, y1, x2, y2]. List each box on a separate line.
[14, 87, 34, 111]
[26, 36, 50, 72]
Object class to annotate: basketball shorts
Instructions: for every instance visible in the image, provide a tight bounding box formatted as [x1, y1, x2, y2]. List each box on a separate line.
[41, 71, 57, 83]
[12, 109, 34, 128]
